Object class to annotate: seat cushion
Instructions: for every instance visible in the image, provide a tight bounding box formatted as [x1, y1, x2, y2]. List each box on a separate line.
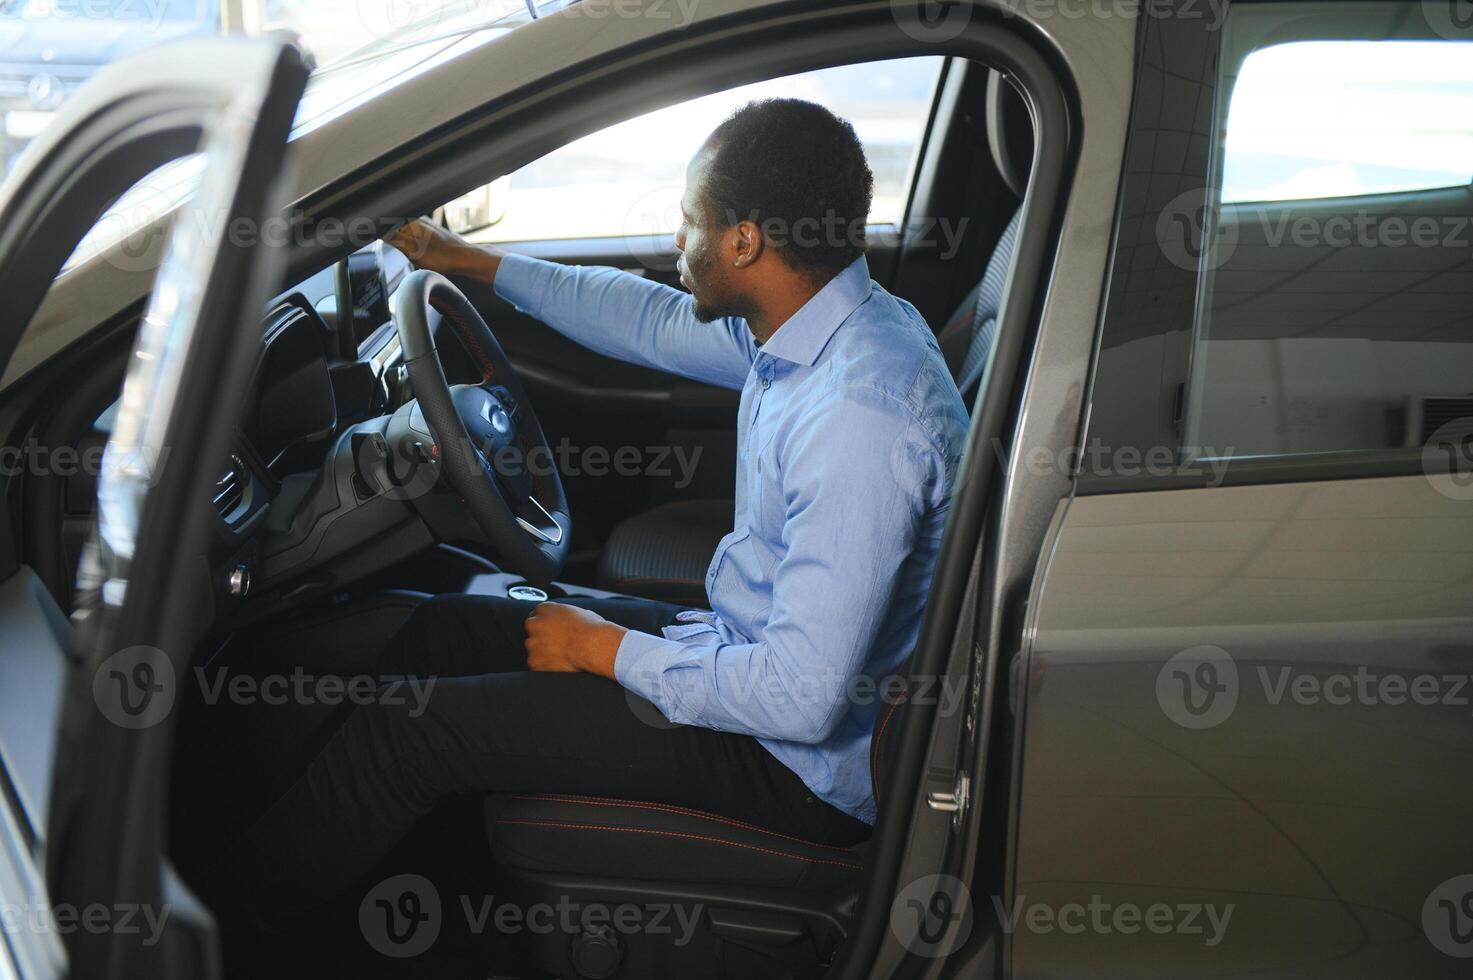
[485, 793, 868, 891]
[597, 499, 732, 605]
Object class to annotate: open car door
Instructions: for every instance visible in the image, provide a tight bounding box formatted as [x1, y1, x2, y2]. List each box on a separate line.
[0, 38, 308, 980]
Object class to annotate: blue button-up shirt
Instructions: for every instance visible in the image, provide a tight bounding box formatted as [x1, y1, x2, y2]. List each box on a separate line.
[495, 252, 966, 823]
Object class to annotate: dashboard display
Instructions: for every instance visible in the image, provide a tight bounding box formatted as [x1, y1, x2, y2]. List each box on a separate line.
[251, 304, 336, 469]
[343, 241, 412, 352]
[345, 244, 390, 350]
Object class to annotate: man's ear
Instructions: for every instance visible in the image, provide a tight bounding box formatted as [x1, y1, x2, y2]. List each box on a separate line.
[731, 219, 765, 269]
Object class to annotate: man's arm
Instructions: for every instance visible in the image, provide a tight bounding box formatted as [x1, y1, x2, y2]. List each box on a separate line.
[387, 220, 756, 390]
[612, 386, 953, 741]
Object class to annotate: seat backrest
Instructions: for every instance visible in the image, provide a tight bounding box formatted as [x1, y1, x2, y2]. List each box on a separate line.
[869, 682, 909, 806]
[934, 69, 1034, 406]
[936, 208, 1021, 402]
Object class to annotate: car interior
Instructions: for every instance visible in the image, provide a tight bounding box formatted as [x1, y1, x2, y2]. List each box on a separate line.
[9, 53, 1034, 979]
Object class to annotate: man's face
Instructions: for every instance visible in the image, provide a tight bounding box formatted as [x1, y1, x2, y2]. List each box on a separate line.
[674, 145, 745, 323]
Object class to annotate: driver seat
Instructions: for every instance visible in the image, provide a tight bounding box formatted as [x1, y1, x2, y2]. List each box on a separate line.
[483, 686, 910, 979]
[597, 70, 1032, 605]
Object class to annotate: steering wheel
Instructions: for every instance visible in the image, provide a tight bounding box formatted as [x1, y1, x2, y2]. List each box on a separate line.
[389, 269, 570, 584]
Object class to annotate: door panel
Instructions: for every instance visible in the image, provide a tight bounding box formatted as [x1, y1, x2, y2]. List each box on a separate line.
[0, 36, 308, 980]
[1014, 475, 1473, 977]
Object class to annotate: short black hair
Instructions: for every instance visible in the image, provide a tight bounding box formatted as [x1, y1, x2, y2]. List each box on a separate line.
[701, 98, 874, 281]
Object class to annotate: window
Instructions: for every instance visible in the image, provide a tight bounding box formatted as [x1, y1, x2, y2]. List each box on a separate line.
[445, 57, 944, 244]
[1185, 24, 1473, 464]
[1222, 42, 1473, 203]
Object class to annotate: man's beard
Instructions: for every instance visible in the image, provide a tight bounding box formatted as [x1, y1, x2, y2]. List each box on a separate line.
[683, 242, 725, 323]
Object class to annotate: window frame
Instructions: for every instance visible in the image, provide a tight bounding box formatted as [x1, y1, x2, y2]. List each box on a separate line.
[454, 55, 950, 249]
[1078, 0, 1473, 494]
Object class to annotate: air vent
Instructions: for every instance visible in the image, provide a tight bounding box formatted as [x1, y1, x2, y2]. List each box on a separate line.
[1407, 395, 1473, 446]
[213, 454, 246, 521]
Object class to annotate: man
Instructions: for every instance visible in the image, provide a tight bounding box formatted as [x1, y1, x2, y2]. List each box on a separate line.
[213, 98, 967, 930]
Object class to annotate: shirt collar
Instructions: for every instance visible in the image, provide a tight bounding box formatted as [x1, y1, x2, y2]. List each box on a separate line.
[755, 256, 872, 367]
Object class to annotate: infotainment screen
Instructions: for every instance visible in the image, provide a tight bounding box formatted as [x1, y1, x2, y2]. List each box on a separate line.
[345, 244, 390, 349]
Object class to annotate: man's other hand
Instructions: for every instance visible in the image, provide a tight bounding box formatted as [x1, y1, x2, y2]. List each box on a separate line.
[524, 602, 627, 679]
[385, 218, 502, 284]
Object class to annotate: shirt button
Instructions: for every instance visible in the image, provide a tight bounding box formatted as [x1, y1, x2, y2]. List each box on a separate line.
[760, 377, 771, 390]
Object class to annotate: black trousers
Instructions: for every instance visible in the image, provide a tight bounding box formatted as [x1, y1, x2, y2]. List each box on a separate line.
[213, 593, 870, 933]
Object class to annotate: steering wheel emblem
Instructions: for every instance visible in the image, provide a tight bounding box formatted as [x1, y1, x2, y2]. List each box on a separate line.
[483, 403, 512, 436]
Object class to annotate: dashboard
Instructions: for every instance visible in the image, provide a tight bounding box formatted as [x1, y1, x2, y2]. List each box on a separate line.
[207, 241, 427, 607]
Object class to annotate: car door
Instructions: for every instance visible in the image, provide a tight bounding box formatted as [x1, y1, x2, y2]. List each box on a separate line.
[1012, 3, 1473, 977]
[0, 37, 308, 980]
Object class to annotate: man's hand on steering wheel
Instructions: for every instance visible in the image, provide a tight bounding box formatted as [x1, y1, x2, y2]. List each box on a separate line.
[387, 218, 504, 285]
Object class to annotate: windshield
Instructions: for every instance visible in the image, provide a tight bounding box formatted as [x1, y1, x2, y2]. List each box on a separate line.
[64, 0, 573, 272]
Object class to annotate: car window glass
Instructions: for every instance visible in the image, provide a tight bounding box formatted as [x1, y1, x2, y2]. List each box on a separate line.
[1186, 32, 1473, 463]
[1221, 41, 1473, 203]
[447, 57, 944, 244]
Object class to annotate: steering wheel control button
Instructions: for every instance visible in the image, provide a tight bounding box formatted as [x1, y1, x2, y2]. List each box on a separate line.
[507, 585, 549, 602]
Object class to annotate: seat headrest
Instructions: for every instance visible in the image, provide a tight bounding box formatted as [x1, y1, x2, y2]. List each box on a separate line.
[986, 70, 1034, 199]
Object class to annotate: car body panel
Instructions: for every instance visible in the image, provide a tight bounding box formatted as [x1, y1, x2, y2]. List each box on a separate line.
[1014, 474, 1473, 976]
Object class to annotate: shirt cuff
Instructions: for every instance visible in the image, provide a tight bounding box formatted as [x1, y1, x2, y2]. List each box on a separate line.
[491, 251, 551, 317]
[613, 628, 684, 707]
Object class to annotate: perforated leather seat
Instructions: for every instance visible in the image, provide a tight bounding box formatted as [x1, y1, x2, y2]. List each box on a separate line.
[483, 688, 910, 978]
